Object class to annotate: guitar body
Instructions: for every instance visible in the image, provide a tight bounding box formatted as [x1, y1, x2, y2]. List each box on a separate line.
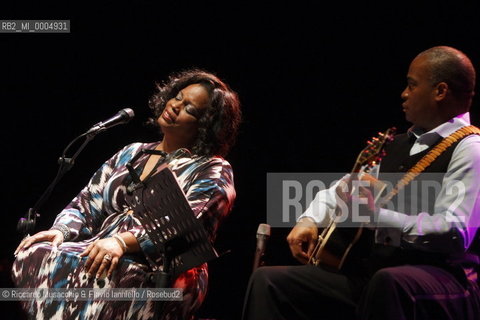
[310, 223, 363, 270]
[308, 127, 396, 271]
[310, 223, 377, 270]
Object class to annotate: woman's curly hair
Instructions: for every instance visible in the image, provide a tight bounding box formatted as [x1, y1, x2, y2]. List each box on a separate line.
[148, 69, 242, 157]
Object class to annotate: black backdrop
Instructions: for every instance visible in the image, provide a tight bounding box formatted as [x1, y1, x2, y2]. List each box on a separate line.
[1, 2, 480, 319]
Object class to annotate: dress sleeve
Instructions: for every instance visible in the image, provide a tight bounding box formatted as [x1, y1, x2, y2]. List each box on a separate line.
[51, 143, 139, 241]
[185, 157, 236, 241]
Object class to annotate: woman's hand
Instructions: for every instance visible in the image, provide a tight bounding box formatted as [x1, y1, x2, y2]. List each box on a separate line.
[80, 238, 125, 279]
[14, 230, 64, 256]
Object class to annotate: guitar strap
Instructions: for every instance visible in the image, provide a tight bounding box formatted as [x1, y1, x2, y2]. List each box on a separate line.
[379, 125, 480, 207]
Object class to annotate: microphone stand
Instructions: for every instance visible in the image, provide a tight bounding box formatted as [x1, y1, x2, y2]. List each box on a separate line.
[17, 130, 100, 237]
[252, 223, 270, 272]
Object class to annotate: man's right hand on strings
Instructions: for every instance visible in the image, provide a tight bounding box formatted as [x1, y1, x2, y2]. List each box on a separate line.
[287, 217, 318, 264]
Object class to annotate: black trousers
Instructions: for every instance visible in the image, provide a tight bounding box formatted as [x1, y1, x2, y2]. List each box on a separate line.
[241, 264, 480, 320]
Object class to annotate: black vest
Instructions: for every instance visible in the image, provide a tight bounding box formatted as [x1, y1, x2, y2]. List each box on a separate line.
[380, 132, 459, 173]
[378, 133, 461, 216]
[361, 131, 480, 277]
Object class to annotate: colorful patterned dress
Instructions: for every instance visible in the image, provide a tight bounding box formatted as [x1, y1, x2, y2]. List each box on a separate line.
[12, 141, 236, 319]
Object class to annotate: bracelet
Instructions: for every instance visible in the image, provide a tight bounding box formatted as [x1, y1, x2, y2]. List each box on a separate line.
[50, 224, 70, 241]
[113, 234, 127, 253]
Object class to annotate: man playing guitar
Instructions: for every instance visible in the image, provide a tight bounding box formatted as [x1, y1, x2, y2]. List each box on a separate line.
[242, 46, 480, 320]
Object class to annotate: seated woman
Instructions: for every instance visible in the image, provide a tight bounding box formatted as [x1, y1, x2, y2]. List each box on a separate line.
[12, 69, 242, 320]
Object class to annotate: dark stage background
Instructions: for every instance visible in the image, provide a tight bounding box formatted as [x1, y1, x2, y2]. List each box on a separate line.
[1, 2, 480, 319]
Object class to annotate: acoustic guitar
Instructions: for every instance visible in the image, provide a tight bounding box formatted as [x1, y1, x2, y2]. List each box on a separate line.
[308, 127, 396, 270]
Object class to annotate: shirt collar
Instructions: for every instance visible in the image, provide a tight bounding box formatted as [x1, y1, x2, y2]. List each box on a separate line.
[407, 112, 471, 140]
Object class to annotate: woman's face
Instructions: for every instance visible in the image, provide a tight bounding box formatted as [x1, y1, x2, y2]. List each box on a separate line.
[158, 83, 211, 146]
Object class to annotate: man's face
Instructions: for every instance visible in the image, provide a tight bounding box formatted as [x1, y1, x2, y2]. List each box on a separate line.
[401, 56, 438, 131]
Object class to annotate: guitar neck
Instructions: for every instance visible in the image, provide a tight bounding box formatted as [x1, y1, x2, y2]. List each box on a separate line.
[345, 163, 364, 194]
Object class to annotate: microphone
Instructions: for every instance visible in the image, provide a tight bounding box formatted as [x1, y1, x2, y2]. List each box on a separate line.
[252, 223, 271, 272]
[86, 108, 135, 134]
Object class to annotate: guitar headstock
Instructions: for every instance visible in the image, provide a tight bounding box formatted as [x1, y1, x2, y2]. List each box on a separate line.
[353, 127, 396, 172]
